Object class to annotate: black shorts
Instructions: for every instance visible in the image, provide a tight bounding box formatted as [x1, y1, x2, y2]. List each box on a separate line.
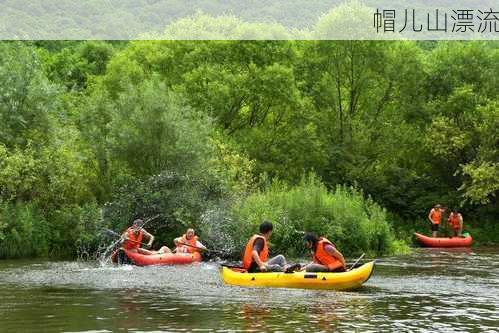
[431, 223, 439, 232]
[248, 262, 259, 273]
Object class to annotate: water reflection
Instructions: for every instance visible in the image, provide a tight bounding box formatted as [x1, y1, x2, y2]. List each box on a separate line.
[239, 304, 271, 331]
[227, 296, 371, 332]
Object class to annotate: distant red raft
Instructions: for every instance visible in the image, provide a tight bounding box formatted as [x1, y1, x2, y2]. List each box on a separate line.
[414, 232, 473, 248]
[112, 248, 202, 266]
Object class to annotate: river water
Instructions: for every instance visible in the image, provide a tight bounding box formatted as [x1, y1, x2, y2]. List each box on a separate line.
[0, 248, 498, 332]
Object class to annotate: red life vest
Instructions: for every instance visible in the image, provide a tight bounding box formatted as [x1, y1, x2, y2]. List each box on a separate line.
[177, 234, 198, 253]
[123, 227, 143, 250]
[242, 234, 268, 270]
[313, 237, 343, 271]
[430, 209, 442, 225]
[448, 213, 461, 229]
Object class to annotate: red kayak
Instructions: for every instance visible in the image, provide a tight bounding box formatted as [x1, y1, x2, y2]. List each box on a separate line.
[414, 232, 473, 248]
[112, 248, 202, 266]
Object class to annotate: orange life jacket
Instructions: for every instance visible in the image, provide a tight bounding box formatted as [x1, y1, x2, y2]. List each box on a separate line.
[177, 234, 198, 253]
[430, 209, 442, 225]
[242, 234, 268, 270]
[448, 213, 461, 228]
[123, 227, 144, 250]
[313, 237, 343, 271]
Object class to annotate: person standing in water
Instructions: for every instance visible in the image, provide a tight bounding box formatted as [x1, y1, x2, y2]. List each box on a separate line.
[447, 209, 463, 237]
[301, 233, 347, 272]
[428, 204, 446, 237]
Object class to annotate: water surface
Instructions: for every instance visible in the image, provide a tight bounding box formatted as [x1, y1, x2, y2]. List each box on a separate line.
[0, 248, 498, 332]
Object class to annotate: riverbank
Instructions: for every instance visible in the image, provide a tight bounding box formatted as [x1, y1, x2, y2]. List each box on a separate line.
[0, 177, 409, 260]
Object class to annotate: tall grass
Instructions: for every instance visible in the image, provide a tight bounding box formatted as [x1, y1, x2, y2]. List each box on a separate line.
[220, 174, 408, 258]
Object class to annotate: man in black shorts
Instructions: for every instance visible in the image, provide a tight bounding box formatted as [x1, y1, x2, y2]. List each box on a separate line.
[241, 221, 300, 272]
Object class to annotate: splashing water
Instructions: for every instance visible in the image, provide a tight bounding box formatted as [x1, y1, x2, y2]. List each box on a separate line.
[199, 206, 240, 258]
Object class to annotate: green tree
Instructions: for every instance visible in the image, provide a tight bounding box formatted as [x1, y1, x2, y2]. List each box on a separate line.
[106, 77, 214, 179]
[0, 42, 58, 148]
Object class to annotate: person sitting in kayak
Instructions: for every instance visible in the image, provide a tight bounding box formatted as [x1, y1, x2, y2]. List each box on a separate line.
[121, 219, 156, 255]
[301, 232, 347, 272]
[428, 204, 446, 237]
[447, 209, 463, 237]
[174, 228, 207, 253]
[242, 221, 300, 273]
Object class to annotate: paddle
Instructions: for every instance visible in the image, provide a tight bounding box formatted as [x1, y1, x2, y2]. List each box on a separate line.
[349, 253, 365, 270]
[135, 214, 161, 230]
[220, 263, 244, 269]
[101, 230, 126, 259]
[175, 241, 227, 255]
[103, 215, 160, 245]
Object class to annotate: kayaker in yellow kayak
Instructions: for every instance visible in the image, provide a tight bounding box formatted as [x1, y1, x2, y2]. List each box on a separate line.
[301, 233, 347, 272]
[174, 228, 207, 253]
[242, 221, 300, 272]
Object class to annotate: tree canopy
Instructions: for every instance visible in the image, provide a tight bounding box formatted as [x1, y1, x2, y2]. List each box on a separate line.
[0, 39, 497, 258]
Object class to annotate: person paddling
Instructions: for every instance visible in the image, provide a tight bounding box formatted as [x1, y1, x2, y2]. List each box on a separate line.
[447, 209, 463, 237]
[174, 228, 207, 253]
[242, 221, 299, 272]
[301, 233, 347, 272]
[428, 204, 446, 237]
[121, 219, 156, 255]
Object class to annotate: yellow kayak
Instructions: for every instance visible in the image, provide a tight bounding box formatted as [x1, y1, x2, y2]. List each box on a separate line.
[221, 260, 375, 291]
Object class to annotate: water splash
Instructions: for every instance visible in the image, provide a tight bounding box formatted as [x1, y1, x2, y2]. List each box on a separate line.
[96, 237, 123, 266]
[198, 206, 240, 259]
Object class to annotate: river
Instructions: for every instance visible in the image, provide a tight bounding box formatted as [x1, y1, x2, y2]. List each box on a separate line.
[0, 248, 498, 332]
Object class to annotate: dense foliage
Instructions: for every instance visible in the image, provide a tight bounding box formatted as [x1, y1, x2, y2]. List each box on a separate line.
[211, 175, 408, 258]
[0, 38, 497, 259]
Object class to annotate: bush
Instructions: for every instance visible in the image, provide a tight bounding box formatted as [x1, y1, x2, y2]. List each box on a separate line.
[219, 174, 407, 258]
[106, 77, 214, 179]
[0, 201, 49, 258]
[102, 170, 227, 250]
[0, 200, 103, 259]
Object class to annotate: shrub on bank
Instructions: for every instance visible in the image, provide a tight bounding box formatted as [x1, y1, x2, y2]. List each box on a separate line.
[101, 170, 227, 249]
[0, 200, 103, 259]
[0, 201, 48, 258]
[218, 174, 408, 258]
